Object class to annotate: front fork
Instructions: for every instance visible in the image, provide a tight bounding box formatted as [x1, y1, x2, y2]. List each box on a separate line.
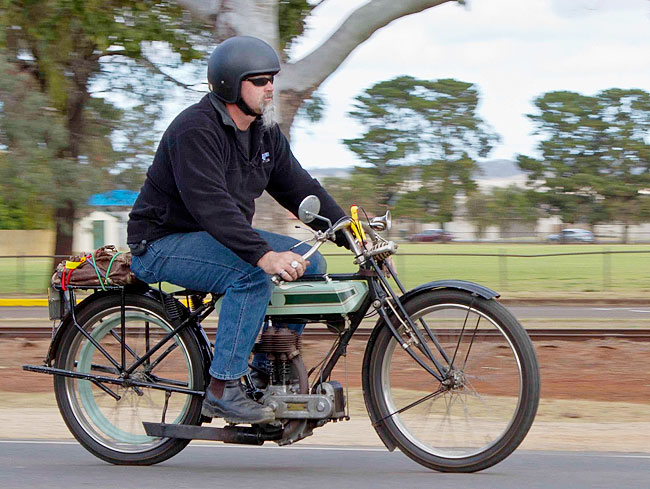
[342, 226, 454, 382]
[367, 256, 467, 384]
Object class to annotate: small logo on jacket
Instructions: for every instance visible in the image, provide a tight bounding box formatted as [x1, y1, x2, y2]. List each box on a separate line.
[261, 152, 270, 164]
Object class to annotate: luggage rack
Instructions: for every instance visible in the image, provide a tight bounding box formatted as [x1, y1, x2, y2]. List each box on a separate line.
[49, 282, 213, 321]
[26, 282, 217, 398]
[49, 283, 124, 322]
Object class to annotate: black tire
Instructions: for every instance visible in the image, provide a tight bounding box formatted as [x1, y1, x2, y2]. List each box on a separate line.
[54, 293, 205, 465]
[365, 289, 540, 472]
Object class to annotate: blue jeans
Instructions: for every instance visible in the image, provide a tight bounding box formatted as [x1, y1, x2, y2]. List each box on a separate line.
[130, 230, 326, 380]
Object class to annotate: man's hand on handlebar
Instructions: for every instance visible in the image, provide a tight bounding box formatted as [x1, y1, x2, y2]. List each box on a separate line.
[257, 251, 310, 282]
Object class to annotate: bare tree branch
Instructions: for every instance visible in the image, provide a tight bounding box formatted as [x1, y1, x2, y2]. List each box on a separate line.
[169, 0, 456, 136]
[277, 0, 456, 92]
[139, 55, 207, 91]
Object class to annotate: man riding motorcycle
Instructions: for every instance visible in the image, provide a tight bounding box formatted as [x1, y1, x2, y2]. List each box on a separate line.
[127, 36, 347, 424]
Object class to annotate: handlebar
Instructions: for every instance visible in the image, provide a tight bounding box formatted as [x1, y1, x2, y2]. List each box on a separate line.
[270, 217, 397, 285]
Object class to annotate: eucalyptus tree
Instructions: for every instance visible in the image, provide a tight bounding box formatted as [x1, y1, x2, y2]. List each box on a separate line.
[517, 89, 650, 241]
[490, 186, 539, 238]
[344, 76, 499, 226]
[1, 1, 203, 254]
[464, 190, 494, 240]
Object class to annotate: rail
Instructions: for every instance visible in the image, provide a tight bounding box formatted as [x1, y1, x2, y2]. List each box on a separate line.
[2, 325, 650, 341]
[1, 249, 650, 293]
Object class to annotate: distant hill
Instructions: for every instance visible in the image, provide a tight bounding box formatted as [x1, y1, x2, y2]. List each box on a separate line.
[475, 159, 524, 179]
[307, 167, 353, 180]
[309, 159, 525, 184]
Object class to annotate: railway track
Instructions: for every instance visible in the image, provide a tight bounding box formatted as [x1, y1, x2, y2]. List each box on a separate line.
[2, 325, 650, 341]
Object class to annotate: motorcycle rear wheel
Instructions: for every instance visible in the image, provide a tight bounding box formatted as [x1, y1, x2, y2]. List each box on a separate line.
[365, 289, 540, 472]
[54, 293, 205, 465]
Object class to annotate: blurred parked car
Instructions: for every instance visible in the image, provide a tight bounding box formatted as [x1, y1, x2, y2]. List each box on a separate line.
[410, 229, 454, 243]
[547, 228, 595, 243]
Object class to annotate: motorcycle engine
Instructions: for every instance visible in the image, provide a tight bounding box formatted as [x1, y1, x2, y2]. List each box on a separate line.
[253, 325, 346, 441]
[255, 326, 306, 393]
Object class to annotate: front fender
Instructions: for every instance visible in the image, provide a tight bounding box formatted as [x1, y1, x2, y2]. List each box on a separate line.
[399, 279, 499, 303]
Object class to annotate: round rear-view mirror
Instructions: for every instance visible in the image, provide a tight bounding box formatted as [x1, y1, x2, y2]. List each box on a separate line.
[298, 195, 321, 224]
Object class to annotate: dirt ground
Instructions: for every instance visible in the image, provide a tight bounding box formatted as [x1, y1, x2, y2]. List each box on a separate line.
[2, 336, 649, 452]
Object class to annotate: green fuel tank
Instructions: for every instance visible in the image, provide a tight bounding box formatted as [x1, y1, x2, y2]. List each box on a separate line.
[266, 279, 369, 317]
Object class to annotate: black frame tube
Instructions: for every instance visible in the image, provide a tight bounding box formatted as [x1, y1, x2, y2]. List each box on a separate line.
[67, 289, 124, 374]
[124, 304, 208, 375]
[23, 364, 204, 396]
[40, 260, 453, 399]
[120, 287, 126, 371]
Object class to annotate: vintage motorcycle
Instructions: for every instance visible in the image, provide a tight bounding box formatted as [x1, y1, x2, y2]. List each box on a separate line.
[24, 196, 540, 472]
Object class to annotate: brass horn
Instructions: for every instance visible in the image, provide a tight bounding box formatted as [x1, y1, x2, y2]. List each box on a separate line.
[369, 210, 392, 232]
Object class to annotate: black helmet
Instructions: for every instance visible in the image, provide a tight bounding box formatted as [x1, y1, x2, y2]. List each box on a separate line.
[208, 36, 281, 103]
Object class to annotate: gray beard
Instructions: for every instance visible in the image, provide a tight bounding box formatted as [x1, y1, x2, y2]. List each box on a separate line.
[260, 100, 277, 130]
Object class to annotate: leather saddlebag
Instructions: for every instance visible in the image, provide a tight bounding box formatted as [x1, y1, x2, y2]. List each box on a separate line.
[52, 245, 136, 288]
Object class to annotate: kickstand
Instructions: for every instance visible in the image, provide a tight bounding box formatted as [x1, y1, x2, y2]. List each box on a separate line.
[161, 391, 171, 424]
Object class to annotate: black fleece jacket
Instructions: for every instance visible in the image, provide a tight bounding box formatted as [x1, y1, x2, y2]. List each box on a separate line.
[127, 94, 346, 265]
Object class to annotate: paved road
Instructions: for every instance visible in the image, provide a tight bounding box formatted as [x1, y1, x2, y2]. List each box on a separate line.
[1, 305, 650, 325]
[0, 441, 647, 489]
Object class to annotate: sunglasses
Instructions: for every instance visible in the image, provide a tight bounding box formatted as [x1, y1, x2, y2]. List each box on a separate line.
[246, 75, 274, 87]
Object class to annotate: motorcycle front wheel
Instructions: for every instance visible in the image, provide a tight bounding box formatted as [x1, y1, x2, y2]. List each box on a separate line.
[365, 289, 540, 472]
[54, 293, 205, 465]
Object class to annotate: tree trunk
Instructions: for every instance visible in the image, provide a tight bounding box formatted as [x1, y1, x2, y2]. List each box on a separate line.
[278, 88, 312, 139]
[214, 0, 279, 46]
[275, 0, 454, 136]
[51, 54, 96, 259]
[53, 200, 75, 259]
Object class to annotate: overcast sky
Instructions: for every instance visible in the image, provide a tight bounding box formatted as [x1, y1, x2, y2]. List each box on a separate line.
[287, 0, 650, 169]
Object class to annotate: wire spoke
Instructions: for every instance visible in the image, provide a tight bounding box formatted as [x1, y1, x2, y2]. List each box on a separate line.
[449, 299, 474, 369]
[462, 315, 482, 370]
[461, 377, 483, 402]
[376, 386, 447, 425]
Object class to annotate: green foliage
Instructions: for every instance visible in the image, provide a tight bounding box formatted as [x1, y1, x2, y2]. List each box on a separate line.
[465, 190, 493, 238]
[491, 186, 539, 235]
[517, 89, 650, 230]
[278, 0, 312, 55]
[322, 170, 382, 214]
[297, 90, 326, 124]
[0, 198, 51, 229]
[0, 55, 72, 228]
[344, 76, 499, 224]
[464, 186, 538, 238]
[0, 1, 206, 238]
[392, 188, 436, 222]
[2, 1, 201, 109]
[0, 52, 137, 221]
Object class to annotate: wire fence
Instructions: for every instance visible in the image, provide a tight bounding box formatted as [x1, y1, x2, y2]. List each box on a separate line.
[393, 229, 650, 243]
[2, 249, 650, 295]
